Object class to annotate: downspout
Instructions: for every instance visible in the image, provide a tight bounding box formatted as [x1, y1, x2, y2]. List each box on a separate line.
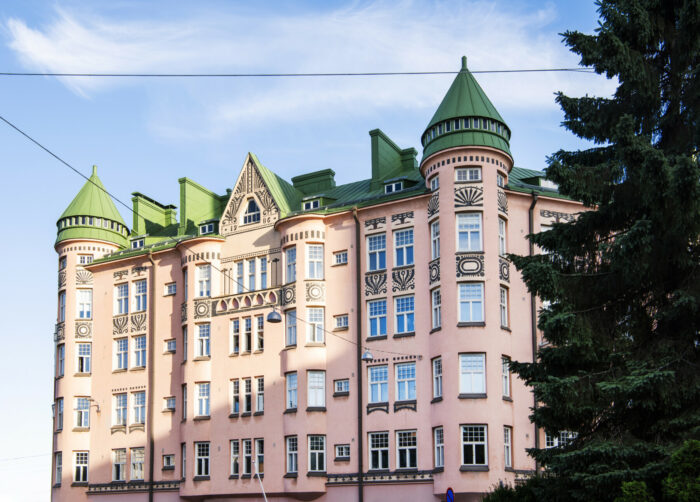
[147, 252, 156, 502]
[352, 207, 364, 502]
[527, 193, 540, 474]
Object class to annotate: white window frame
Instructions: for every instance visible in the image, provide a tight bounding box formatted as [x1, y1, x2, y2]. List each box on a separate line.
[256, 376, 264, 412]
[115, 283, 129, 315]
[285, 247, 297, 283]
[502, 356, 511, 398]
[308, 435, 326, 472]
[286, 436, 298, 474]
[367, 234, 386, 271]
[76, 342, 91, 374]
[74, 451, 89, 483]
[133, 335, 146, 368]
[431, 288, 441, 329]
[369, 432, 389, 470]
[197, 265, 211, 297]
[242, 439, 252, 475]
[255, 438, 264, 475]
[306, 244, 324, 279]
[504, 426, 513, 469]
[459, 283, 485, 323]
[368, 365, 388, 403]
[434, 427, 444, 468]
[164, 282, 176, 295]
[133, 280, 147, 312]
[456, 167, 482, 182]
[197, 382, 210, 417]
[307, 370, 326, 408]
[248, 258, 256, 291]
[230, 440, 240, 476]
[231, 319, 240, 354]
[242, 198, 260, 225]
[285, 310, 297, 346]
[163, 454, 175, 469]
[306, 307, 324, 343]
[76, 289, 92, 319]
[55, 451, 62, 484]
[260, 257, 268, 289]
[430, 175, 439, 191]
[396, 430, 417, 469]
[199, 222, 214, 235]
[114, 393, 127, 426]
[236, 261, 244, 293]
[384, 181, 403, 193]
[394, 295, 415, 334]
[432, 357, 443, 399]
[231, 379, 240, 414]
[195, 442, 210, 477]
[335, 444, 350, 459]
[243, 378, 252, 413]
[286, 372, 297, 409]
[333, 250, 348, 265]
[430, 220, 440, 260]
[58, 291, 66, 322]
[498, 217, 507, 256]
[56, 398, 64, 430]
[196, 324, 210, 357]
[255, 315, 264, 351]
[335, 314, 349, 329]
[303, 199, 320, 210]
[131, 447, 144, 480]
[57, 344, 65, 377]
[500, 287, 509, 328]
[395, 362, 416, 401]
[461, 425, 488, 466]
[459, 353, 486, 395]
[368, 299, 387, 337]
[457, 213, 483, 252]
[133, 391, 145, 424]
[131, 239, 144, 249]
[334, 379, 350, 394]
[394, 229, 414, 267]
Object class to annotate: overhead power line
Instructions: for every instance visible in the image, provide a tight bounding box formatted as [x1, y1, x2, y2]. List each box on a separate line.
[0, 112, 418, 359]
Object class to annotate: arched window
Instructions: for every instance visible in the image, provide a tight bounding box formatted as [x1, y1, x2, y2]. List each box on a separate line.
[243, 199, 261, 224]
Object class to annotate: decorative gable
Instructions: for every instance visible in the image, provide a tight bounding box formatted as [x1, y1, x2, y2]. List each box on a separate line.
[220, 155, 280, 235]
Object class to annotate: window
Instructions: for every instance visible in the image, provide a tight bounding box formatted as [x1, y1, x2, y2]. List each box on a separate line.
[504, 427, 513, 469]
[260, 257, 267, 289]
[307, 308, 324, 343]
[369, 365, 388, 403]
[114, 393, 127, 426]
[285, 310, 297, 346]
[457, 213, 482, 251]
[498, 218, 507, 256]
[134, 280, 147, 312]
[131, 239, 144, 249]
[430, 220, 440, 259]
[500, 287, 509, 327]
[286, 373, 297, 409]
[334, 379, 350, 394]
[165, 397, 176, 411]
[395, 296, 415, 334]
[307, 371, 326, 408]
[58, 291, 66, 322]
[430, 175, 439, 191]
[199, 222, 214, 235]
[74, 451, 89, 483]
[59, 256, 67, 270]
[434, 427, 444, 468]
[197, 265, 211, 297]
[163, 454, 175, 469]
[197, 324, 210, 357]
[303, 199, 320, 210]
[236, 261, 244, 293]
[255, 315, 264, 351]
[131, 448, 144, 480]
[255, 439, 264, 474]
[77, 289, 92, 319]
[459, 283, 484, 323]
[385, 181, 403, 193]
[55, 452, 62, 485]
[502, 356, 511, 398]
[432, 357, 443, 399]
[231, 319, 240, 354]
[307, 244, 324, 279]
[328, 315, 347, 332]
[248, 259, 256, 291]
[396, 363, 416, 401]
[56, 398, 64, 430]
[197, 383, 210, 416]
[456, 167, 482, 182]
[256, 377, 264, 412]
[285, 247, 297, 283]
[244, 318, 252, 352]
[369, 432, 389, 470]
[133, 392, 145, 424]
[182, 326, 188, 361]
[309, 435, 326, 472]
[77, 342, 91, 373]
[231, 379, 240, 414]
[497, 173, 505, 187]
[394, 229, 414, 267]
[166, 339, 176, 352]
[182, 384, 187, 420]
[460, 353, 486, 395]
[286, 437, 298, 474]
[243, 439, 252, 475]
[335, 444, 350, 459]
[184, 269, 188, 301]
[545, 431, 578, 448]
[367, 234, 386, 271]
[56, 344, 65, 377]
[195, 442, 210, 477]
[230, 440, 240, 476]
[243, 199, 260, 224]
[334, 251, 348, 265]
[78, 254, 94, 265]
[368, 299, 387, 337]
[181, 443, 187, 478]
[431, 289, 442, 329]
[115, 284, 129, 315]
[244, 379, 252, 413]
[462, 425, 488, 466]
[134, 335, 146, 367]
[397, 431, 417, 469]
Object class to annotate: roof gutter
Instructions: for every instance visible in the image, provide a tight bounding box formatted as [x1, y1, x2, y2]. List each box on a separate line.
[528, 192, 540, 474]
[352, 207, 365, 502]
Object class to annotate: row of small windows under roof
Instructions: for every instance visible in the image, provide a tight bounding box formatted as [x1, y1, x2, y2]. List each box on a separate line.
[57, 216, 129, 236]
[421, 117, 511, 147]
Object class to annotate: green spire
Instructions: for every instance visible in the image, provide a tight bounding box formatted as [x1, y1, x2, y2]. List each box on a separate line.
[56, 166, 129, 247]
[421, 56, 512, 161]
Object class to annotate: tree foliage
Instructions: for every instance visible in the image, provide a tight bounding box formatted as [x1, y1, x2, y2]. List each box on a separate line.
[662, 439, 700, 501]
[505, 1, 700, 500]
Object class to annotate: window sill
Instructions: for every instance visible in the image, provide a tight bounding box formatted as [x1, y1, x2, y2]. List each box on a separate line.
[366, 268, 387, 274]
[130, 366, 146, 372]
[334, 457, 350, 462]
[253, 411, 264, 416]
[455, 180, 484, 185]
[253, 349, 264, 354]
[429, 327, 442, 334]
[431, 396, 443, 404]
[241, 412, 251, 417]
[460, 465, 489, 472]
[163, 350, 176, 355]
[162, 407, 175, 414]
[73, 427, 90, 433]
[395, 468, 418, 473]
[162, 466, 175, 471]
[458, 393, 487, 399]
[112, 368, 127, 374]
[367, 469, 391, 474]
[394, 400, 417, 412]
[241, 474, 252, 479]
[193, 356, 210, 362]
[333, 391, 349, 398]
[283, 345, 297, 350]
[333, 326, 349, 332]
[367, 402, 389, 414]
[240, 351, 251, 356]
[283, 408, 297, 414]
[71, 482, 88, 487]
[306, 407, 326, 412]
[432, 467, 444, 474]
[129, 423, 145, 432]
[164, 292, 176, 297]
[193, 475, 210, 481]
[73, 372, 91, 377]
[502, 396, 513, 402]
[228, 474, 239, 479]
[331, 262, 348, 267]
[228, 413, 239, 418]
[110, 424, 126, 433]
[193, 416, 210, 421]
[366, 335, 387, 342]
[505, 467, 515, 473]
[283, 473, 298, 479]
[55, 375, 64, 381]
[457, 322, 486, 327]
[52, 483, 61, 488]
[229, 352, 239, 357]
[307, 471, 327, 477]
[305, 343, 326, 348]
[393, 332, 415, 339]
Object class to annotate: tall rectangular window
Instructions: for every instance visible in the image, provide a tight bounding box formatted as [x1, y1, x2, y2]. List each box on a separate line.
[184, 268, 188, 301]
[434, 427, 444, 468]
[134, 335, 146, 367]
[197, 324, 210, 357]
[58, 291, 66, 322]
[285, 247, 297, 283]
[504, 426, 513, 468]
[74, 451, 88, 483]
[197, 265, 211, 297]
[77, 342, 91, 373]
[432, 357, 443, 399]
[431, 220, 440, 259]
[255, 439, 264, 475]
[260, 257, 268, 289]
[231, 319, 240, 354]
[195, 442, 210, 477]
[231, 379, 240, 414]
[76, 397, 90, 428]
[369, 365, 388, 403]
[395, 296, 415, 334]
[367, 234, 386, 271]
[134, 280, 147, 312]
[286, 436, 298, 474]
[369, 432, 389, 470]
[131, 448, 144, 480]
[56, 398, 64, 430]
[457, 213, 482, 251]
[197, 383, 210, 416]
[500, 287, 509, 327]
[396, 363, 416, 401]
[255, 316, 264, 351]
[286, 310, 297, 346]
[256, 377, 264, 412]
[498, 218, 507, 256]
[182, 384, 187, 420]
[56, 344, 65, 377]
[54, 452, 62, 485]
[368, 299, 387, 337]
[77, 289, 92, 319]
[394, 229, 414, 266]
[114, 393, 127, 426]
[462, 425, 488, 466]
[244, 378, 252, 413]
[286, 372, 297, 409]
[230, 440, 240, 476]
[115, 338, 128, 370]
[459, 283, 484, 323]
[460, 353, 486, 395]
[307, 308, 324, 343]
[115, 284, 129, 315]
[307, 244, 324, 279]
[309, 435, 326, 472]
[182, 326, 188, 361]
[431, 289, 442, 329]
[243, 439, 252, 475]
[397, 430, 417, 469]
[244, 318, 252, 352]
[307, 371, 326, 408]
[502, 356, 511, 398]
[248, 258, 256, 291]
[181, 443, 186, 478]
[236, 261, 244, 293]
[133, 392, 145, 424]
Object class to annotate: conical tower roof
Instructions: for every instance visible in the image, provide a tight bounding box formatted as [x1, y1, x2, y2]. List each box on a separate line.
[56, 166, 129, 247]
[421, 56, 512, 161]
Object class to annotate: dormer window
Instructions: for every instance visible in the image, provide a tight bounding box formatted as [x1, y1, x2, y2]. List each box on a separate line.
[199, 223, 215, 235]
[303, 200, 320, 210]
[131, 239, 145, 249]
[385, 182, 403, 194]
[445, 121, 451, 132]
[243, 199, 261, 225]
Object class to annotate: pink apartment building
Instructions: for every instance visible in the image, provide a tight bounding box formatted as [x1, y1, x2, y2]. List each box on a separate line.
[51, 57, 582, 501]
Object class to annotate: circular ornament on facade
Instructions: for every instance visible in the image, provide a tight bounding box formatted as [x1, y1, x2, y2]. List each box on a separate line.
[76, 322, 92, 338]
[429, 260, 440, 283]
[306, 283, 325, 302]
[282, 286, 296, 305]
[195, 301, 210, 318]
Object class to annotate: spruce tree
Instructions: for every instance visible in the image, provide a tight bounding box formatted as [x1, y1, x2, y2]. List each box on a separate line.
[508, 1, 700, 500]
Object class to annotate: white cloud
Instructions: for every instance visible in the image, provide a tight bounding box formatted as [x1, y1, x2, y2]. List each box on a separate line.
[5, 1, 616, 139]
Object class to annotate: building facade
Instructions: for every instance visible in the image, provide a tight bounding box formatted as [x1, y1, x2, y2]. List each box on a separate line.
[51, 57, 582, 501]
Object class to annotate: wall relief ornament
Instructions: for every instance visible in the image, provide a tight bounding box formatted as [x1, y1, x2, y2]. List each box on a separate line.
[54, 322, 65, 342]
[365, 272, 388, 296]
[364, 217, 386, 230]
[429, 258, 440, 284]
[281, 285, 296, 306]
[392, 267, 415, 292]
[456, 253, 485, 277]
[76, 269, 93, 285]
[58, 270, 66, 288]
[540, 209, 576, 222]
[305, 282, 326, 303]
[194, 300, 211, 319]
[499, 257, 510, 282]
[130, 313, 147, 332]
[497, 190, 508, 214]
[391, 212, 414, 225]
[454, 186, 483, 207]
[114, 270, 129, 280]
[181, 303, 187, 323]
[113, 315, 128, 335]
[131, 266, 147, 276]
[75, 322, 92, 339]
[427, 192, 439, 218]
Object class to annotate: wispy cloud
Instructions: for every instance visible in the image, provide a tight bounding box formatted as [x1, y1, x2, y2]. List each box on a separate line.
[5, 1, 615, 139]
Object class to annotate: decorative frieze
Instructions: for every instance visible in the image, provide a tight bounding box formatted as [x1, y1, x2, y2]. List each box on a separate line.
[456, 253, 485, 277]
[132, 266, 148, 276]
[364, 217, 386, 231]
[76, 269, 93, 285]
[429, 258, 440, 284]
[540, 209, 575, 222]
[180, 303, 187, 323]
[113, 315, 128, 335]
[454, 186, 483, 208]
[305, 281, 326, 303]
[327, 470, 433, 486]
[130, 313, 147, 332]
[281, 284, 296, 306]
[211, 288, 282, 316]
[497, 190, 508, 214]
[365, 272, 388, 297]
[391, 267, 415, 292]
[113, 270, 128, 281]
[193, 300, 211, 319]
[54, 322, 65, 342]
[499, 257, 510, 282]
[427, 192, 439, 218]
[75, 322, 92, 339]
[87, 481, 180, 494]
[391, 211, 414, 226]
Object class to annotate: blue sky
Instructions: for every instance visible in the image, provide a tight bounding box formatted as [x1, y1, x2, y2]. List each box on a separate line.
[0, 1, 613, 499]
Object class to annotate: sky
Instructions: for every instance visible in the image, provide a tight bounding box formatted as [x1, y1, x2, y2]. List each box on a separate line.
[0, 1, 614, 500]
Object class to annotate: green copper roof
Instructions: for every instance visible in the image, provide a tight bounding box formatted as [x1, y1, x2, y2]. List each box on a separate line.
[251, 153, 303, 217]
[422, 56, 511, 160]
